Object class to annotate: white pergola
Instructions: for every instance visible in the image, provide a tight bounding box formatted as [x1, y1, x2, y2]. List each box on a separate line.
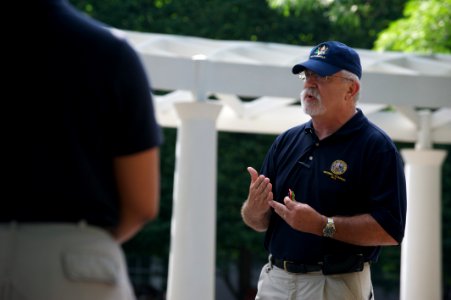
[118, 29, 451, 300]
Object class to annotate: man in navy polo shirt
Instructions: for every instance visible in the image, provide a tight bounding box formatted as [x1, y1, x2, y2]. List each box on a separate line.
[241, 41, 407, 299]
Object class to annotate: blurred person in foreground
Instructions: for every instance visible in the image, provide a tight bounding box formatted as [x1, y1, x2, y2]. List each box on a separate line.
[1, 0, 163, 299]
[241, 41, 406, 300]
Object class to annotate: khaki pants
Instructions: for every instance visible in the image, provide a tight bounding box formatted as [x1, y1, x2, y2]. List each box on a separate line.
[0, 222, 135, 300]
[255, 261, 374, 300]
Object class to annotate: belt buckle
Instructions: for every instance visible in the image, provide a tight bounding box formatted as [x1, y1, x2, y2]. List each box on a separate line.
[283, 260, 292, 272]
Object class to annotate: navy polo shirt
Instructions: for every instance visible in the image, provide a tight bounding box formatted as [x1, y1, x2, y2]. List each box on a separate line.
[4, 0, 162, 227]
[261, 109, 406, 263]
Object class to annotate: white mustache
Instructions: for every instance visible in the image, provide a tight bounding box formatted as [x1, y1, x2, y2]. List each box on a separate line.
[300, 87, 325, 116]
[301, 87, 320, 101]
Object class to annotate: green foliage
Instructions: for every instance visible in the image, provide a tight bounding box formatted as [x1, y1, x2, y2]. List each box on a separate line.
[374, 0, 451, 54]
[215, 132, 276, 297]
[216, 132, 276, 263]
[372, 245, 402, 292]
[71, 0, 322, 45]
[71, 0, 405, 48]
[267, 0, 406, 48]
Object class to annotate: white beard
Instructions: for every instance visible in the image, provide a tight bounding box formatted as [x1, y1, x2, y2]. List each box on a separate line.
[300, 87, 326, 116]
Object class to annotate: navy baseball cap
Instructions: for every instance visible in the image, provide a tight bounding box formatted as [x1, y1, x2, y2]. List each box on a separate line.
[292, 41, 362, 79]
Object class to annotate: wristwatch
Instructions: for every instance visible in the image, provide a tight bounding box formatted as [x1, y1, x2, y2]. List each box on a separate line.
[323, 217, 336, 238]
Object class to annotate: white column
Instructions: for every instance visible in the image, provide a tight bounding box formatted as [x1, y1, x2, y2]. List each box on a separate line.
[166, 102, 223, 300]
[400, 149, 447, 300]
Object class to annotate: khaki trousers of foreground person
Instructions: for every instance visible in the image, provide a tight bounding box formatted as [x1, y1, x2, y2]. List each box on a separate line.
[255, 261, 374, 300]
[0, 222, 135, 300]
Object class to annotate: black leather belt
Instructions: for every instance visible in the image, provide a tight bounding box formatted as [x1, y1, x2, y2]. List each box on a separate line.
[271, 257, 322, 273]
[270, 254, 366, 275]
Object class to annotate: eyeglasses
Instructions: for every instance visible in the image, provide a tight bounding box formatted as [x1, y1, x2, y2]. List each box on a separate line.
[298, 70, 353, 83]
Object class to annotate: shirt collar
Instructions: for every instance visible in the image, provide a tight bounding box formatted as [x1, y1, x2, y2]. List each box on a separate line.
[303, 108, 367, 140]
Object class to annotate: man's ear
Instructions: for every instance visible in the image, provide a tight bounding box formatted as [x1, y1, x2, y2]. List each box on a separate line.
[346, 80, 360, 100]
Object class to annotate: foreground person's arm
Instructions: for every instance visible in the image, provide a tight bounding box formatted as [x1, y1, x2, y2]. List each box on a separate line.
[112, 147, 160, 243]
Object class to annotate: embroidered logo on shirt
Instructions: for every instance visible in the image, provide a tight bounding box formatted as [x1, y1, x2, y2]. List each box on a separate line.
[323, 160, 347, 182]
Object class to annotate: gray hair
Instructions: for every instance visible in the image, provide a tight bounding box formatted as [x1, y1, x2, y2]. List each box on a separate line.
[341, 70, 360, 102]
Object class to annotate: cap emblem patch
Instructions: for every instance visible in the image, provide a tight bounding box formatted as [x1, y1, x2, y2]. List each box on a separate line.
[310, 45, 328, 59]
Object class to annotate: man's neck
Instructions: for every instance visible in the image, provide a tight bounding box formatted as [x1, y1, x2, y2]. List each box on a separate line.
[311, 109, 357, 140]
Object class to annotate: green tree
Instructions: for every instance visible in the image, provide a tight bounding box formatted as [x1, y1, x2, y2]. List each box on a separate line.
[71, 0, 405, 48]
[267, 0, 406, 48]
[374, 0, 451, 54]
[216, 132, 276, 298]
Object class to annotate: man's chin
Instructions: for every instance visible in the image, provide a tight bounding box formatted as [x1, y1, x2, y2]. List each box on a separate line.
[302, 104, 325, 116]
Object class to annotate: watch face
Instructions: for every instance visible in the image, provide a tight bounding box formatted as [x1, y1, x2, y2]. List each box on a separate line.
[324, 226, 335, 237]
[323, 219, 335, 238]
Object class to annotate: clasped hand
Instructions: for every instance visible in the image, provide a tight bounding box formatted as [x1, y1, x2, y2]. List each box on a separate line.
[247, 166, 322, 235]
[269, 196, 322, 235]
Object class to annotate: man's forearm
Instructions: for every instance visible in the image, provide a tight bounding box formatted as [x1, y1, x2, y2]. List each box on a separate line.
[241, 200, 271, 232]
[331, 214, 398, 246]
